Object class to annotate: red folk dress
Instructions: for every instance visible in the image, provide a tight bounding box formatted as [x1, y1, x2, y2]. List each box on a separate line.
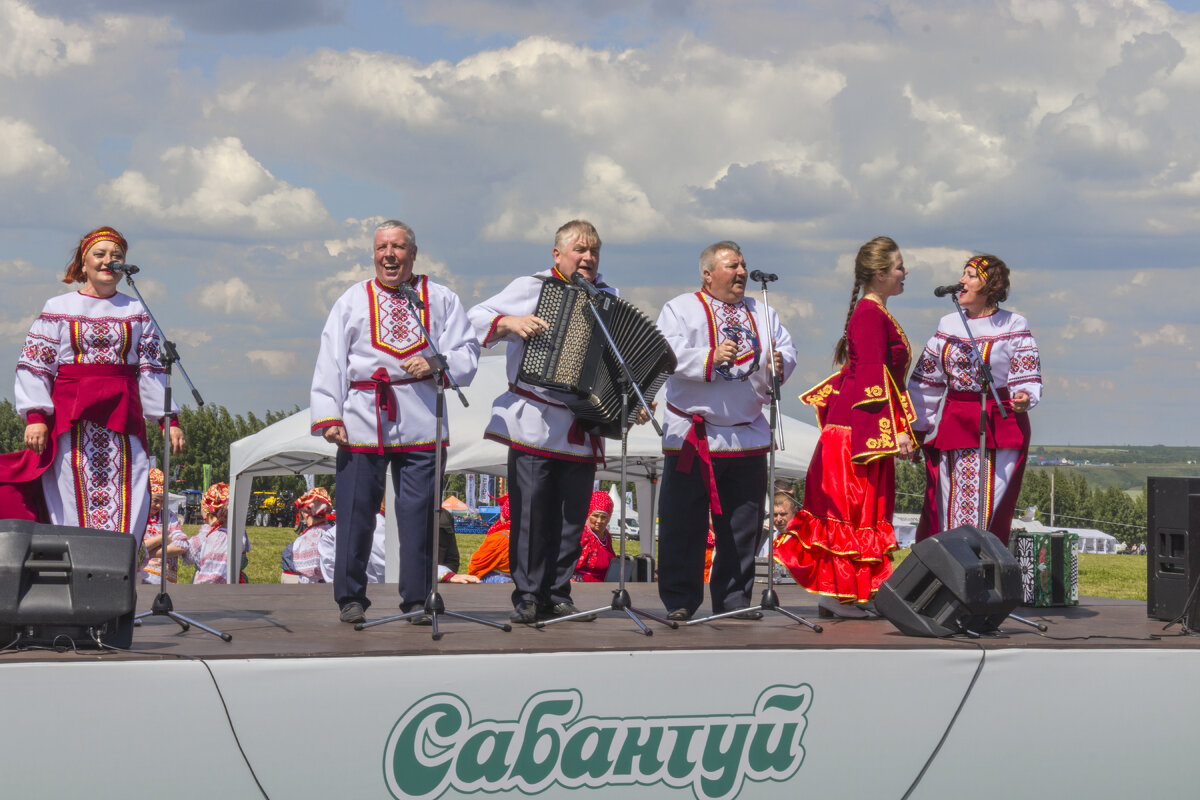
[774, 298, 916, 604]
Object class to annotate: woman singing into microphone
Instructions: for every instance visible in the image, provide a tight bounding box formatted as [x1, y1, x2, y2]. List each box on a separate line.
[907, 254, 1042, 545]
[0, 226, 184, 534]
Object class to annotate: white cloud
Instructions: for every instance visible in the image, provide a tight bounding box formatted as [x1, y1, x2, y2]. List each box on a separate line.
[1133, 323, 1191, 348]
[98, 137, 332, 236]
[245, 349, 299, 376]
[195, 276, 282, 318]
[482, 153, 666, 243]
[1060, 316, 1108, 340]
[0, 117, 68, 180]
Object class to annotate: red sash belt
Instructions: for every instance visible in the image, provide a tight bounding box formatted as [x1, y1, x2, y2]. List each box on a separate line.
[666, 403, 752, 516]
[507, 382, 603, 460]
[349, 368, 428, 454]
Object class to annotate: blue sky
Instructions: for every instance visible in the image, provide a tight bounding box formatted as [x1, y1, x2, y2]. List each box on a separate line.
[2, 0, 1199, 446]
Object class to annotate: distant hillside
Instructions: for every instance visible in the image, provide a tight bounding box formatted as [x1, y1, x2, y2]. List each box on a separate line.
[1028, 445, 1200, 492]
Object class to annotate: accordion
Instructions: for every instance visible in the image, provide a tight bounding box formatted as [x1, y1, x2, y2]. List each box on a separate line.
[518, 279, 676, 439]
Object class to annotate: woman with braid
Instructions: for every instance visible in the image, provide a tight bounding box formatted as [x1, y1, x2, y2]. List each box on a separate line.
[774, 236, 917, 618]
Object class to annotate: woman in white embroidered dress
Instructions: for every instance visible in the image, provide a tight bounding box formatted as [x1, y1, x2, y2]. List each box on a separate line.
[7, 226, 184, 534]
[907, 254, 1042, 545]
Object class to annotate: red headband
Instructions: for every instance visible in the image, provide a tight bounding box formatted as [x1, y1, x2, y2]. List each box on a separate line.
[588, 491, 614, 516]
[967, 256, 990, 283]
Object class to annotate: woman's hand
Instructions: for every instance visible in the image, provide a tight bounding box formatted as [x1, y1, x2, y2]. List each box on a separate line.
[24, 422, 48, 454]
[896, 432, 915, 459]
[170, 425, 185, 455]
[1011, 391, 1031, 413]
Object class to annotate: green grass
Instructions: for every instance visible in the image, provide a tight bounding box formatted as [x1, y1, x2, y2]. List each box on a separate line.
[178, 528, 1143, 600]
[893, 548, 1147, 601]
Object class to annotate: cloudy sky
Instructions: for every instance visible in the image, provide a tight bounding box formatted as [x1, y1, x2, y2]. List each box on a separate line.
[2, 0, 1198, 446]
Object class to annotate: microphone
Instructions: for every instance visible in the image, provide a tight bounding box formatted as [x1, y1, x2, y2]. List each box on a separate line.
[397, 282, 424, 309]
[570, 270, 601, 299]
[108, 262, 140, 275]
[749, 269, 778, 283]
[933, 284, 964, 297]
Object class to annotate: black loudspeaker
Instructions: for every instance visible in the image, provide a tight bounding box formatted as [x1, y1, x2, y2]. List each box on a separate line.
[875, 526, 1021, 637]
[0, 520, 137, 649]
[1146, 477, 1200, 623]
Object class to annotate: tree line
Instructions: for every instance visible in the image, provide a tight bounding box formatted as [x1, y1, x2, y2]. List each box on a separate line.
[890, 461, 1148, 547]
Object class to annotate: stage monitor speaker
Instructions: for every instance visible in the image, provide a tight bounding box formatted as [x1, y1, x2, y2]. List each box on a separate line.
[0, 520, 137, 649]
[1146, 476, 1200, 623]
[875, 525, 1021, 637]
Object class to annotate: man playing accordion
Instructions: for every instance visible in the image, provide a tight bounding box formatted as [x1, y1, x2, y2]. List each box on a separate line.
[468, 220, 613, 625]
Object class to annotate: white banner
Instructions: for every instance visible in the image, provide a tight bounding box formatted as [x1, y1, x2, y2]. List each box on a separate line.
[465, 473, 477, 512]
[479, 474, 492, 505]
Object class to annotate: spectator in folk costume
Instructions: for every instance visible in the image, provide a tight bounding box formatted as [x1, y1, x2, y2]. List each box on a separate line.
[774, 236, 916, 618]
[467, 493, 513, 583]
[655, 240, 796, 622]
[434, 507, 480, 584]
[574, 490, 618, 582]
[0, 226, 184, 530]
[140, 468, 188, 584]
[469, 220, 637, 624]
[186, 483, 248, 584]
[310, 219, 479, 624]
[907, 254, 1042, 545]
[281, 487, 336, 584]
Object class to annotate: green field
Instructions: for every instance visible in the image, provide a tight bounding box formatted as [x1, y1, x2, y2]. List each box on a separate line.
[178, 526, 1142, 601]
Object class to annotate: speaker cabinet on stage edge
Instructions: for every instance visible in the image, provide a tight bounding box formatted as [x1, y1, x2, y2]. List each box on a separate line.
[875, 526, 1022, 638]
[0, 520, 137, 649]
[1146, 476, 1200, 626]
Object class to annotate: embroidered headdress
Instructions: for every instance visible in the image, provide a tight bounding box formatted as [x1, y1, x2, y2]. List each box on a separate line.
[202, 483, 230, 518]
[295, 487, 333, 518]
[148, 468, 165, 497]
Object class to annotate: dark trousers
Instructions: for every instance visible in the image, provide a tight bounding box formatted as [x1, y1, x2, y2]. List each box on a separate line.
[334, 448, 441, 612]
[507, 449, 594, 609]
[657, 453, 767, 615]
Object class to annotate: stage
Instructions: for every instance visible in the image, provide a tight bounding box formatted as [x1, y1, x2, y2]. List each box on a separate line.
[2, 582, 1197, 798]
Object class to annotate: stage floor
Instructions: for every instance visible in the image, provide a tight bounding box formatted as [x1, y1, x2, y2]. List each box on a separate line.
[3, 581, 1194, 662]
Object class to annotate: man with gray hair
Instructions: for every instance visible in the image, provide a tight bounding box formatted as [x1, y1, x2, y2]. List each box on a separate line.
[467, 220, 612, 624]
[655, 240, 796, 621]
[310, 219, 479, 624]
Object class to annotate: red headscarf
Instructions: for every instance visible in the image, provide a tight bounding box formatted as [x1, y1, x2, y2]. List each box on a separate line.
[588, 491, 614, 517]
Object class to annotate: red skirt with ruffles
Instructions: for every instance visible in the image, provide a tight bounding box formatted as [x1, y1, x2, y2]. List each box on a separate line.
[774, 425, 897, 603]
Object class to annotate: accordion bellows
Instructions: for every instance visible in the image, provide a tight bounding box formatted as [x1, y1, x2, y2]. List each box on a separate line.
[519, 279, 676, 439]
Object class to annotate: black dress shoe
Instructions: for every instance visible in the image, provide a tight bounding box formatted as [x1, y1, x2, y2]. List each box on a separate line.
[730, 608, 763, 620]
[510, 602, 538, 624]
[667, 608, 691, 621]
[550, 602, 597, 621]
[339, 602, 366, 624]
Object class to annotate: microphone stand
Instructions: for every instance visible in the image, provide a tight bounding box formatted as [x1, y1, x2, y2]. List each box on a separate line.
[687, 272, 821, 632]
[537, 276, 678, 634]
[118, 266, 231, 642]
[948, 292, 1007, 532]
[357, 284, 511, 640]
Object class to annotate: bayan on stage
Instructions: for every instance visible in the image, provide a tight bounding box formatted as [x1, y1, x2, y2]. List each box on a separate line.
[0, 226, 184, 532]
[907, 254, 1042, 545]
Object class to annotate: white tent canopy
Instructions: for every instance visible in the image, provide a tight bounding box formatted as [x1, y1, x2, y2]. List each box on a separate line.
[224, 355, 820, 581]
